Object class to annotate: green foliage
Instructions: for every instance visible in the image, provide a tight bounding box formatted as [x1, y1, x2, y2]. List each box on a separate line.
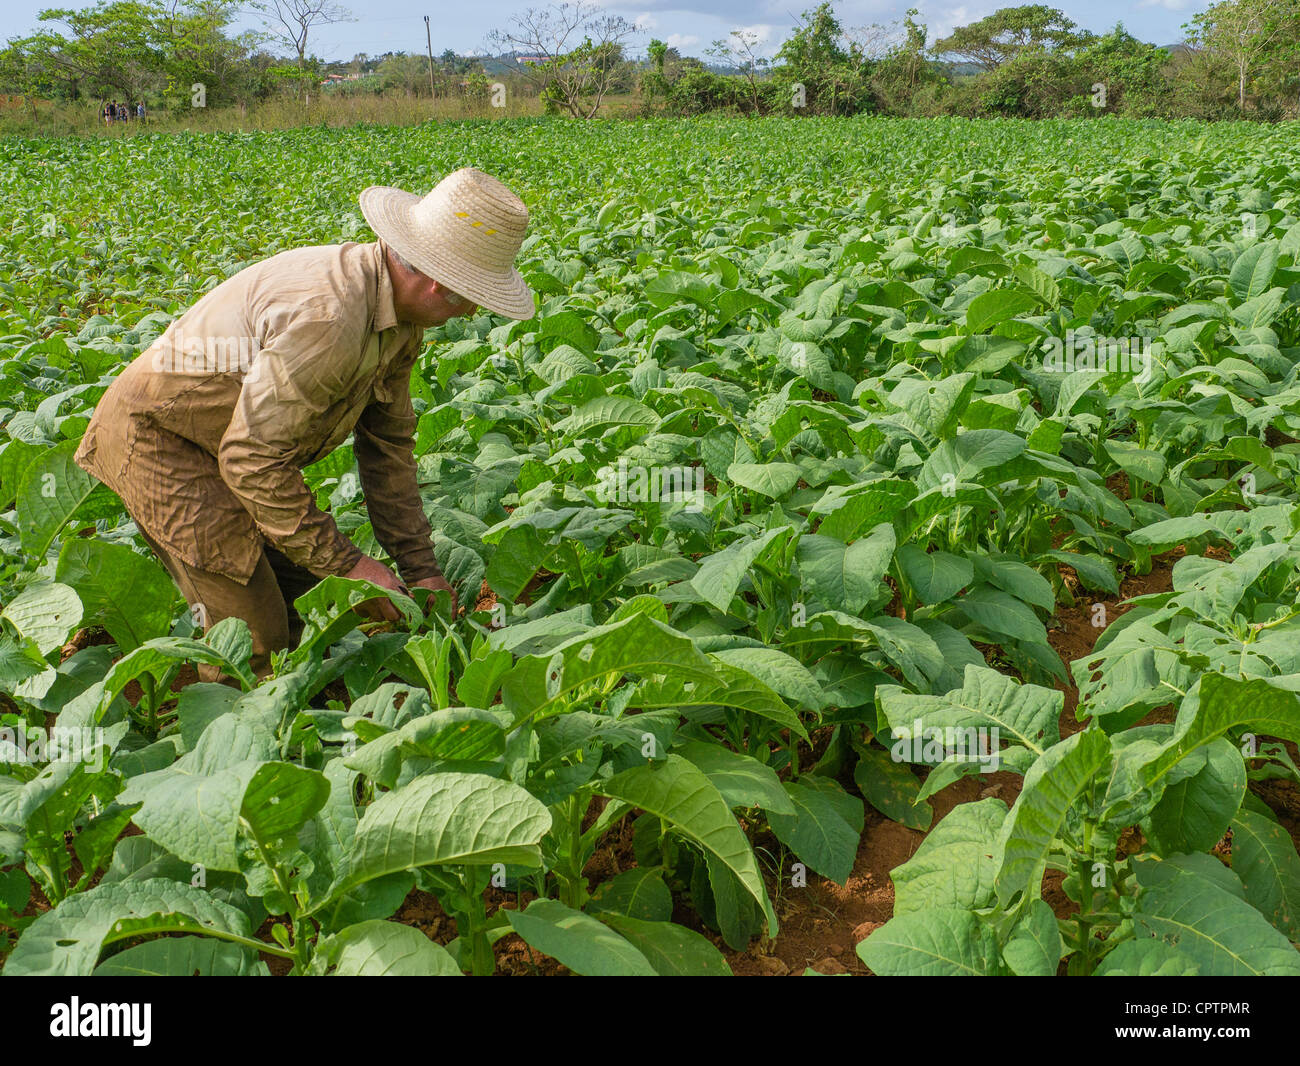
[4, 116, 1300, 975]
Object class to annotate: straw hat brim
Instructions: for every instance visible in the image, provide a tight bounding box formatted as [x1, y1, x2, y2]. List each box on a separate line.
[360, 186, 536, 321]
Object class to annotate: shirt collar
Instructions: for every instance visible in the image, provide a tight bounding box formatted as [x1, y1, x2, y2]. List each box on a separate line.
[373, 240, 400, 334]
[371, 241, 425, 402]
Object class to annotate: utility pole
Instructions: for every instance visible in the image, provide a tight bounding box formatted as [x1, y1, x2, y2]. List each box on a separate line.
[424, 15, 436, 99]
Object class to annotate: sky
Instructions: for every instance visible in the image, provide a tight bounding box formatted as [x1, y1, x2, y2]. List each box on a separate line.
[3, 0, 1213, 64]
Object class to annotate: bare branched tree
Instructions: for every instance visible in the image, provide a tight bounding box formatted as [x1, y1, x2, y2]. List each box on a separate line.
[487, 1, 638, 119]
[843, 22, 906, 62]
[256, 0, 352, 70]
[705, 29, 771, 115]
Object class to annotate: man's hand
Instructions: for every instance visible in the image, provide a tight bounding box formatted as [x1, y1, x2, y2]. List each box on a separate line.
[344, 555, 408, 622]
[412, 575, 459, 618]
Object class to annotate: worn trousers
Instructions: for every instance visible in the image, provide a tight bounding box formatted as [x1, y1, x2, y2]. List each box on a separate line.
[137, 529, 319, 680]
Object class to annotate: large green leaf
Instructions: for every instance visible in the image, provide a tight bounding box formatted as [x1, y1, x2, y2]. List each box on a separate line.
[633, 660, 808, 741]
[556, 395, 658, 437]
[889, 374, 975, 437]
[708, 646, 825, 711]
[56, 538, 176, 653]
[1, 581, 81, 656]
[586, 868, 674, 922]
[891, 797, 1007, 915]
[857, 908, 1002, 976]
[597, 912, 733, 976]
[674, 740, 794, 814]
[93, 936, 268, 976]
[1141, 737, 1244, 856]
[815, 480, 916, 541]
[767, 775, 864, 885]
[965, 289, 1038, 333]
[726, 461, 801, 498]
[1132, 862, 1300, 976]
[311, 920, 462, 976]
[796, 523, 895, 615]
[343, 706, 509, 789]
[1094, 938, 1199, 976]
[335, 773, 551, 895]
[505, 899, 657, 975]
[15, 440, 103, 557]
[1140, 674, 1300, 785]
[917, 430, 1026, 491]
[994, 729, 1112, 910]
[880, 665, 1062, 761]
[689, 527, 791, 613]
[500, 611, 715, 725]
[1229, 806, 1300, 940]
[896, 545, 972, 605]
[1228, 241, 1279, 301]
[853, 742, 933, 830]
[118, 714, 282, 871]
[594, 754, 776, 935]
[1002, 899, 1061, 976]
[6, 877, 253, 976]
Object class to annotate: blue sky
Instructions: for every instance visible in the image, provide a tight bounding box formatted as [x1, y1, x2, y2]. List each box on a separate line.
[4, 0, 1212, 64]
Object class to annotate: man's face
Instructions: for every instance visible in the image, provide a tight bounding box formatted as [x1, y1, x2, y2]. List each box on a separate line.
[386, 248, 478, 328]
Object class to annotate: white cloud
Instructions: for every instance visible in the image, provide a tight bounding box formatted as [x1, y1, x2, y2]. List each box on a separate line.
[665, 32, 700, 48]
[1137, 0, 1192, 9]
[634, 12, 658, 31]
[923, 3, 994, 41]
[737, 23, 774, 45]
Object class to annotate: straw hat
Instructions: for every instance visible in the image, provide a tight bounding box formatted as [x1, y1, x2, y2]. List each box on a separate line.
[359, 168, 535, 321]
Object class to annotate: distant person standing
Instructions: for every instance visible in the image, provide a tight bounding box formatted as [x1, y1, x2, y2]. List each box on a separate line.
[137, 101, 146, 123]
[100, 101, 111, 126]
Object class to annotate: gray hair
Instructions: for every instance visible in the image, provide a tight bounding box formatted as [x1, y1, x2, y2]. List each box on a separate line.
[388, 246, 421, 276]
[385, 242, 467, 302]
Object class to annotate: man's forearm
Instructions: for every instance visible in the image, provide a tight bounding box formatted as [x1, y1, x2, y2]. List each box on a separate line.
[354, 405, 442, 584]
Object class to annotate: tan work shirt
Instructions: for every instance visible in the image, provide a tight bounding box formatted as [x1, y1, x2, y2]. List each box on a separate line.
[75, 240, 441, 585]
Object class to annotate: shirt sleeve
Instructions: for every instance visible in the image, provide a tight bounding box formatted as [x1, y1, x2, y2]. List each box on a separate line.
[354, 363, 443, 584]
[217, 313, 366, 578]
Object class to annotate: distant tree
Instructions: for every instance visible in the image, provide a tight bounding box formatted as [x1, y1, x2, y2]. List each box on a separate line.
[0, 35, 65, 105]
[647, 38, 667, 74]
[27, 1, 168, 100]
[377, 53, 430, 95]
[1071, 25, 1173, 116]
[706, 28, 770, 114]
[1189, 0, 1293, 110]
[641, 36, 668, 100]
[159, 0, 263, 107]
[897, 7, 928, 91]
[774, 2, 874, 115]
[778, 2, 847, 73]
[254, 0, 352, 71]
[844, 21, 907, 61]
[1259, 4, 1300, 110]
[487, 1, 638, 118]
[933, 6, 1089, 71]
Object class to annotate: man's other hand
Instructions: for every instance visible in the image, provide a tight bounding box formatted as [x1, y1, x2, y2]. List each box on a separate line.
[344, 555, 408, 622]
[412, 575, 459, 618]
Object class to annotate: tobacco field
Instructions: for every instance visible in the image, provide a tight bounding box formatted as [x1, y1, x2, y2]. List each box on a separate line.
[3, 116, 1300, 976]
